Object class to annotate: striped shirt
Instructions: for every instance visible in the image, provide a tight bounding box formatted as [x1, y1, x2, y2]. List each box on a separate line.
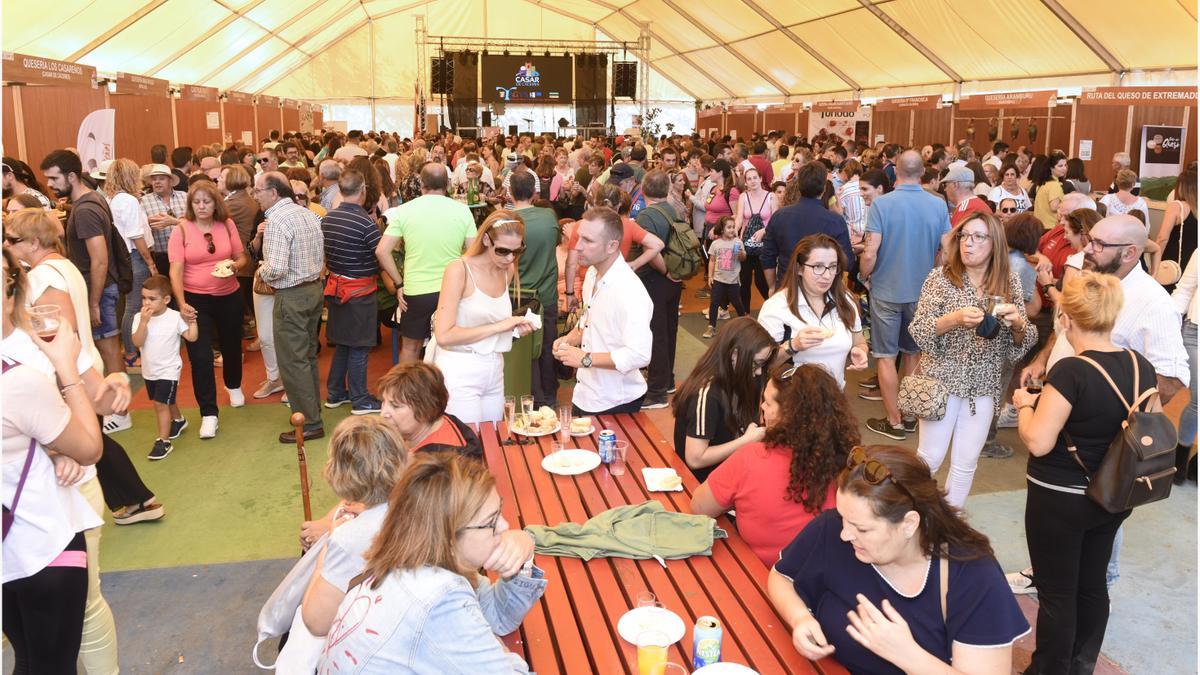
[260, 199, 324, 289]
[838, 177, 866, 236]
[322, 203, 381, 279]
[140, 190, 187, 252]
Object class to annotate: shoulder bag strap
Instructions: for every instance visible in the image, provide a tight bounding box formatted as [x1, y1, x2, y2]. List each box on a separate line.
[1, 359, 38, 541]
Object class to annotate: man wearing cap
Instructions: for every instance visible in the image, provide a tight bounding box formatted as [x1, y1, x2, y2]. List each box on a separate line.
[609, 163, 645, 217]
[943, 165, 993, 227]
[139, 163, 188, 276]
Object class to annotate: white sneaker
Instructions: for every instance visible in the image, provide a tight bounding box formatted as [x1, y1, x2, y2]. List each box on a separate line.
[199, 415, 218, 439]
[102, 413, 132, 434]
[700, 308, 731, 321]
[227, 387, 246, 408]
[996, 403, 1019, 428]
[1006, 567, 1036, 594]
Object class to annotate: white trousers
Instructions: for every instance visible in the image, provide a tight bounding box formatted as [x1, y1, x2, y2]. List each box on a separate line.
[78, 477, 119, 674]
[917, 395, 994, 509]
[253, 292, 279, 381]
[435, 350, 506, 424]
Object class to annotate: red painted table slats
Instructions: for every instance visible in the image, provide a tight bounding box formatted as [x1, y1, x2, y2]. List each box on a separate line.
[481, 413, 849, 675]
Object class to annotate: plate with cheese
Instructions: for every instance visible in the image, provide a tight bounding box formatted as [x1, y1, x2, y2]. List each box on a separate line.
[541, 449, 602, 476]
[510, 406, 561, 437]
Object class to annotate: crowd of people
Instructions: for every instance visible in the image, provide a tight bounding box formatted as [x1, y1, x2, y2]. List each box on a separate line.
[1, 123, 1195, 674]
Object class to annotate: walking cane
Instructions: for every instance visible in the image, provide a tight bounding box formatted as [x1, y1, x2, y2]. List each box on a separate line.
[291, 412, 313, 522]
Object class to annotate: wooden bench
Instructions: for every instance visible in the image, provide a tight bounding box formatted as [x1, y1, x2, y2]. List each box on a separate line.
[481, 414, 848, 675]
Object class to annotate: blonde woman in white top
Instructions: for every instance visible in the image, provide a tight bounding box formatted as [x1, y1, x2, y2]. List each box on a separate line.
[433, 211, 536, 424]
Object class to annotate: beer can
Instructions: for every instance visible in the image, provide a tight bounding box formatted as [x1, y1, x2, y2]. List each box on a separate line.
[598, 430, 615, 463]
[693, 615, 722, 668]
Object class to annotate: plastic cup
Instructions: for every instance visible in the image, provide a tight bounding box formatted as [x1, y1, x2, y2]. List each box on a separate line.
[636, 630, 669, 675]
[28, 305, 61, 341]
[636, 591, 657, 608]
[610, 440, 629, 476]
[651, 665, 688, 675]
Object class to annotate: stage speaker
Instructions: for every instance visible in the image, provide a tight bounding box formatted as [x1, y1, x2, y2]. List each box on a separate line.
[508, 124, 519, 137]
[613, 61, 637, 98]
[482, 111, 492, 126]
[431, 56, 453, 95]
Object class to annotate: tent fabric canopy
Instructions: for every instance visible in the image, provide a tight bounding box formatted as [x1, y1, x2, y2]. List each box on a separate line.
[4, 0, 1196, 103]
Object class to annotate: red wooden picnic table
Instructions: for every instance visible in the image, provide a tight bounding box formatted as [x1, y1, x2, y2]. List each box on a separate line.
[481, 413, 848, 675]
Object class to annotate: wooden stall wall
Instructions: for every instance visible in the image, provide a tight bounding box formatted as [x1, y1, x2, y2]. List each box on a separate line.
[763, 112, 798, 136]
[1073, 105, 1131, 185]
[796, 111, 809, 140]
[282, 108, 300, 133]
[1047, 104, 1073, 155]
[913, 107, 952, 149]
[3, 88, 18, 160]
[255, 105, 281, 143]
[724, 113, 755, 141]
[111, 93, 173, 165]
[223, 103, 256, 148]
[175, 99, 222, 149]
[312, 109, 323, 130]
[871, 110, 910, 147]
[20, 85, 108, 180]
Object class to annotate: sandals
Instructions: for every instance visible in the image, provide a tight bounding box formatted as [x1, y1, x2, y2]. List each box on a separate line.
[112, 501, 165, 525]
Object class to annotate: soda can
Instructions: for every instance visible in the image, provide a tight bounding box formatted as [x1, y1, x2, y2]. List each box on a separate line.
[693, 616, 722, 668]
[598, 430, 615, 463]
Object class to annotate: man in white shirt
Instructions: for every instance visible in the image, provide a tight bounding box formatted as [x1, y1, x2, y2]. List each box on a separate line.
[333, 131, 369, 164]
[984, 142, 1008, 172]
[553, 206, 653, 415]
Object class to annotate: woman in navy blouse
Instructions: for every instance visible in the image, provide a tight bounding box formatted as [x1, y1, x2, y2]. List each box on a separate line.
[767, 445, 1028, 674]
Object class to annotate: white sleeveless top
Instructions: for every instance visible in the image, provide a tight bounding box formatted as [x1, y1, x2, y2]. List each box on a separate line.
[26, 257, 104, 368]
[442, 258, 513, 355]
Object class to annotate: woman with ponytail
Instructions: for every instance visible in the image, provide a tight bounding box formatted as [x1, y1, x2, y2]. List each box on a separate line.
[767, 444, 1028, 674]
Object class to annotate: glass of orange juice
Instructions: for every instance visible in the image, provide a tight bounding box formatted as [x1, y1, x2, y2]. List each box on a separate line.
[636, 630, 669, 675]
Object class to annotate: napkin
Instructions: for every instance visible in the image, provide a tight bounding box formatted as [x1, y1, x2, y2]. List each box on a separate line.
[513, 307, 542, 338]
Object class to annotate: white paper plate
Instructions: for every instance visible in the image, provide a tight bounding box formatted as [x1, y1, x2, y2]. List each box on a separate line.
[642, 467, 683, 492]
[541, 449, 601, 475]
[694, 663, 758, 674]
[511, 421, 561, 437]
[617, 606, 686, 645]
[569, 424, 595, 437]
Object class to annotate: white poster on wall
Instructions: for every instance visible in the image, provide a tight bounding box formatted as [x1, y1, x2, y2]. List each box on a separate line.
[241, 131, 254, 146]
[1078, 139, 1093, 160]
[205, 112, 220, 129]
[76, 109, 115, 176]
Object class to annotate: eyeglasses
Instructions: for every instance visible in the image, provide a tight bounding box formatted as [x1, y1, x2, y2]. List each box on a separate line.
[998, 207, 1017, 214]
[460, 508, 502, 535]
[801, 263, 838, 276]
[956, 231, 991, 244]
[202, 232, 216, 254]
[3, 236, 24, 246]
[1082, 234, 1133, 253]
[493, 246, 525, 258]
[846, 445, 916, 506]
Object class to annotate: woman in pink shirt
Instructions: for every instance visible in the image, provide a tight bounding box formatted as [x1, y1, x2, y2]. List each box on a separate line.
[691, 363, 861, 567]
[168, 182, 250, 439]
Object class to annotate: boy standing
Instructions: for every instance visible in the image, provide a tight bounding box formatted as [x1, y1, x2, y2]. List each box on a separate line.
[132, 275, 198, 459]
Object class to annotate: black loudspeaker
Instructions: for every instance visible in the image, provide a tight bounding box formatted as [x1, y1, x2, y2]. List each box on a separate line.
[431, 56, 453, 95]
[482, 111, 492, 126]
[508, 124, 519, 136]
[613, 61, 637, 98]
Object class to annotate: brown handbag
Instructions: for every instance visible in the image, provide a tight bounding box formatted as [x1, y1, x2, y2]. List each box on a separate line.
[1063, 350, 1178, 513]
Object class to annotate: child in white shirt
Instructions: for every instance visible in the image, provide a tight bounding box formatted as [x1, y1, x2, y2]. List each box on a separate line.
[131, 275, 198, 460]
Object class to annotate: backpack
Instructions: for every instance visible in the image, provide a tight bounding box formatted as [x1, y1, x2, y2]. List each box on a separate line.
[75, 193, 133, 294]
[1063, 350, 1178, 513]
[646, 202, 702, 280]
[741, 192, 768, 251]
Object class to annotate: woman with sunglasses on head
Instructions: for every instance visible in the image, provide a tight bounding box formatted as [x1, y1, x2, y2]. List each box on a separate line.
[907, 213, 1036, 508]
[987, 158, 1031, 214]
[1011, 272, 1152, 674]
[692, 363, 857, 567]
[433, 211, 537, 424]
[758, 234, 868, 391]
[767, 445, 1028, 674]
[318, 452, 545, 674]
[168, 181, 250, 439]
[673, 318, 773, 482]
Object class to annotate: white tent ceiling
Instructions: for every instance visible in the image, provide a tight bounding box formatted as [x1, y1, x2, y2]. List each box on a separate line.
[4, 0, 1196, 103]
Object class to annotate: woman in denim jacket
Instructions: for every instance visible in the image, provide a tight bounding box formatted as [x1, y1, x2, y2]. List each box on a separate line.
[318, 452, 546, 674]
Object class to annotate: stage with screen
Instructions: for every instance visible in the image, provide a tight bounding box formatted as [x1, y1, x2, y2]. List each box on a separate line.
[482, 54, 573, 104]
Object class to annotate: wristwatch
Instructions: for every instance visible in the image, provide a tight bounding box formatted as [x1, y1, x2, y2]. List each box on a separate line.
[581, 352, 593, 368]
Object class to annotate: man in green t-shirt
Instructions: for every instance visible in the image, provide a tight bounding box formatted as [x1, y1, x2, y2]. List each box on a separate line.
[375, 163, 476, 363]
[510, 171, 561, 408]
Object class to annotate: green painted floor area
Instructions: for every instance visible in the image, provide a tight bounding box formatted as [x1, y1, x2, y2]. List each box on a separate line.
[98, 405, 353, 572]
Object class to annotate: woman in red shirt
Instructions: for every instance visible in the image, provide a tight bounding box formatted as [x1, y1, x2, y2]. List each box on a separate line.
[690, 363, 861, 567]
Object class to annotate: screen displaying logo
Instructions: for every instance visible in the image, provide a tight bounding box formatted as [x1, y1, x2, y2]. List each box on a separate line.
[484, 55, 569, 103]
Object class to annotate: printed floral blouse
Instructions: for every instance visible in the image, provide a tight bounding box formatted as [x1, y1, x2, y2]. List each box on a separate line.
[908, 267, 1038, 413]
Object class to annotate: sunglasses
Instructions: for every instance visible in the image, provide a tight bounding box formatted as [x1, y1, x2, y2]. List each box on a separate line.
[999, 207, 1017, 214]
[493, 245, 525, 258]
[846, 445, 916, 506]
[202, 232, 216, 254]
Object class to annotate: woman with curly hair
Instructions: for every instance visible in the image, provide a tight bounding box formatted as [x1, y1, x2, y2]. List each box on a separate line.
[690, 362, 859, 567]
[673, 317, 774, 482]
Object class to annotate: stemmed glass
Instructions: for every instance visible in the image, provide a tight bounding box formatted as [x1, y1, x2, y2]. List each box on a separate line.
[503, 396, 517, 446]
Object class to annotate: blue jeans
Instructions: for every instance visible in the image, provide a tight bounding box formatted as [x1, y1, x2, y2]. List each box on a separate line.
[1181, 320, 1197, 447]
[868, 296, 919, 357]
[1107, 526, 1122, 589]
[120, 255, 152, 356]
[91, 283, 120, 341]
[326, 345, 372, 407]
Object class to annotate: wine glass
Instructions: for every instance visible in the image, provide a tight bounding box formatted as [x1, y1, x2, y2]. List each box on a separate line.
[503, 396, 516, 445]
